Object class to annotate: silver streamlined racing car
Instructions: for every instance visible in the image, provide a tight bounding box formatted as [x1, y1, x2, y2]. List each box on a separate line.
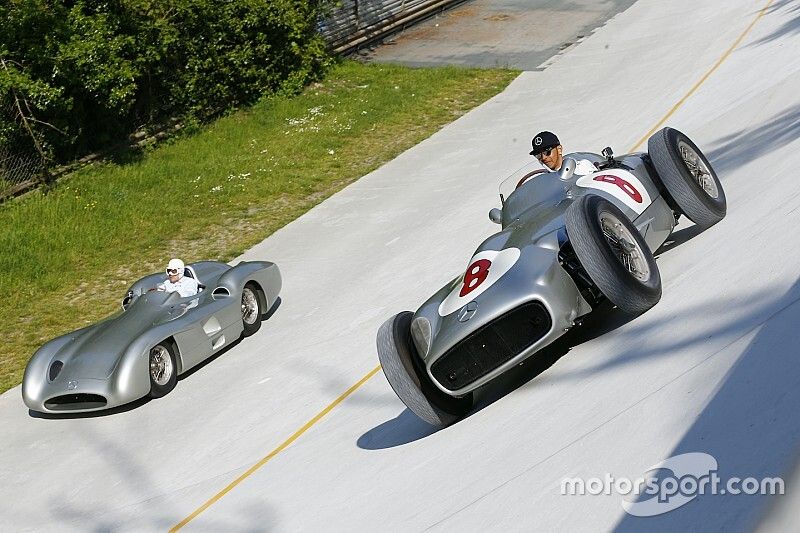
[23, 260, 281, 413]
[377, 127, 726, 427]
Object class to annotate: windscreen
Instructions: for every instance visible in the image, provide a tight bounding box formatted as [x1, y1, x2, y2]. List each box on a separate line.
[498, 160, 552, 201]
[498, 162, 570, 227]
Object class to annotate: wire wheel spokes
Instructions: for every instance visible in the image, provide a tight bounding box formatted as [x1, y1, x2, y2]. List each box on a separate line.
[600, 213, 650, 282]
[149, 345, 173, 386]
[241, 287, 259, 325]
[679, 140, 719, 199]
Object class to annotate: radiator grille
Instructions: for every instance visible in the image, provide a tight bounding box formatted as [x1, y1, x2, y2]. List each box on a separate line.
[431, 302, 551, 391]
[44, 394, 107, 411]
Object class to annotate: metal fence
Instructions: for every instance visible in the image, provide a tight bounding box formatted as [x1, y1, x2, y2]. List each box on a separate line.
[320, 0, 466, 53]
[0, 143, 46, 201]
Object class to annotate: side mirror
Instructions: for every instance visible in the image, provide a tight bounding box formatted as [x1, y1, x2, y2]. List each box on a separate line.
[558, 158, 576, 181]
[489, 208, 502, 224]
[602, 146, 614, 160]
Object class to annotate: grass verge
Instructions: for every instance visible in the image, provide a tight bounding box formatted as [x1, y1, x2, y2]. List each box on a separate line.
[0, 60, 518, 394]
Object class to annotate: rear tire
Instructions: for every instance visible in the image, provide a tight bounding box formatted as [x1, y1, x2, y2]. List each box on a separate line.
[648, 127, 726, 229]
[566, 195, 662, 315]
[149, 342, 177, 398]
[377, 312, 473, 427]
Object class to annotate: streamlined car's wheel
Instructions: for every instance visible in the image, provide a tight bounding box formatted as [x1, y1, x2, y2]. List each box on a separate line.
[241, 283, 263, 337]
[377, 311, 473, 427]
[648, 127, 726, 229]
[566, 195, 662, 315]
[149, 342, 177, 398]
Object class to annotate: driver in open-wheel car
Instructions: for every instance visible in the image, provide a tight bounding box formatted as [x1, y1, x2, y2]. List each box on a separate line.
[530, 130, 598, 175]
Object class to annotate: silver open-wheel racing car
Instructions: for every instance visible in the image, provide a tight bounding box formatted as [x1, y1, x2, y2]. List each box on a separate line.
[22, 260, 281, 414]
[377, 127, 726, 427]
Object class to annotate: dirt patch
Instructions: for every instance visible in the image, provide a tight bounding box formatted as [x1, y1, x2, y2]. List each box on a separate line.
[447, 5, 478, 19]
[484, 13, 512, 22]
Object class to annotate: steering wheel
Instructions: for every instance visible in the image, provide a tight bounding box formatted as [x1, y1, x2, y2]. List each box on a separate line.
[515, 169, 548, 189]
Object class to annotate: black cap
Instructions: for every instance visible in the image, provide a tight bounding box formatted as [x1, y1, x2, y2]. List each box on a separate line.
[530, 131, 560, 155]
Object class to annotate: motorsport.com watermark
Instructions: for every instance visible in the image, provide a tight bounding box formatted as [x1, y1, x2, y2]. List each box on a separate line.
[561, 452, 784, 517]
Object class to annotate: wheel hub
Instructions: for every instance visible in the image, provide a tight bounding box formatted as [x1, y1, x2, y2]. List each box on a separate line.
[600, 214, 651, 282]
[149, 345, 173, 386]
[678, 140, 719, 199]
[241, 287, 259, 325]
[619, 238, 637, 253]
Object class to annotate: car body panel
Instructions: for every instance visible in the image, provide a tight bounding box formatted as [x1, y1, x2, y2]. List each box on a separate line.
[22, 260, 281, 413]
[412, 152, 676, 396]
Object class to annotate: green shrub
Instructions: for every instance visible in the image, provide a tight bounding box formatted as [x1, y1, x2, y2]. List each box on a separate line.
[0, 0, 332, 163]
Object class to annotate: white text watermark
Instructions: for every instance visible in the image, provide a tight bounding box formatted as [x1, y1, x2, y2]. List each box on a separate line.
[561, 452, 784, 516]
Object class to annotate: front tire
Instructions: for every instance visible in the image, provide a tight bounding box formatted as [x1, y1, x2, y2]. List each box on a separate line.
[149, 342, 177, 398]
[241, 283, 263, 337]
[377, 312, 473, 427]
[566, 195, 662, 315]
[648, 127, 726, 229]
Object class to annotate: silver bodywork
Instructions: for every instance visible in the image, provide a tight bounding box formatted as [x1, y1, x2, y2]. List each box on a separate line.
[22, 260, 281, 413]
[411, 152, 677, 396]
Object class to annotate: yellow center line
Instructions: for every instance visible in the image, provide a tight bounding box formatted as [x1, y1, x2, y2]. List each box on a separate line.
[170, 2, 775, 530]
[628, 0, 775, 153]
[169, 365, 381, 532]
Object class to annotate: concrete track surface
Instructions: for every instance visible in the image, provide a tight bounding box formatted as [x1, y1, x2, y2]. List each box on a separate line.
[3, 0, 800, 530]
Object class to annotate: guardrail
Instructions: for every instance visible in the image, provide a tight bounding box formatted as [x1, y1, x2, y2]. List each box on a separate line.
[320, 0, 467, 54]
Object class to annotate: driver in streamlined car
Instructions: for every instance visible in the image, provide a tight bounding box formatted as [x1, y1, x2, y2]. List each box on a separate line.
[158, 258, 199, 297]
[530, 130, 597, 175]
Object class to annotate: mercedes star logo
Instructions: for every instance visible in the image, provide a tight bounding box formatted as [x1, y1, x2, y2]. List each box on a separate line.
[458, 301, 478, 322]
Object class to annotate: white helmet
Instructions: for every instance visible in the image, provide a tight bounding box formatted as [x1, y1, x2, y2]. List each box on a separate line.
[166, 258, 185, 278]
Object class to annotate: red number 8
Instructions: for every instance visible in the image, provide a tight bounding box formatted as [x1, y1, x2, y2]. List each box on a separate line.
[593, 174, 643, 203]
[460, 259, 492, 297]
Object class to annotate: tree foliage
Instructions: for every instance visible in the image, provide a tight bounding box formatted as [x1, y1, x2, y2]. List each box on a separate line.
[0, 0, 332, 163]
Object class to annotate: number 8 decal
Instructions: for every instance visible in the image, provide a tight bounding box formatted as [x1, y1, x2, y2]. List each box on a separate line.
[576, 169, 651, 215]
[593, 174, 642, 203]
[460, 259, 491, 297]
[438, 248, 521, 317]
